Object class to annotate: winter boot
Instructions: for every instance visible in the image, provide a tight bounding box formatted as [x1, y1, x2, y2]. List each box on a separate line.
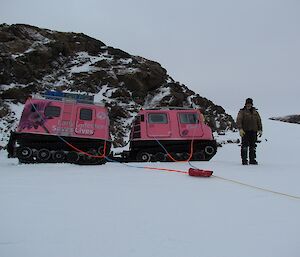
[241, 147, 248, 165]
[242, 159, 248, 165]
[249, 160, 258, 165]
[249, 147, 257, 165]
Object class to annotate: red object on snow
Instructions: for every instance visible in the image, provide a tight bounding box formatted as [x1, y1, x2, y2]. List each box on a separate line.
[188, 168, 213, 177]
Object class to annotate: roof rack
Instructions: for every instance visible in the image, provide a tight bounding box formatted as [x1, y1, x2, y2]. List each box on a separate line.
[40, 90, 96, 105]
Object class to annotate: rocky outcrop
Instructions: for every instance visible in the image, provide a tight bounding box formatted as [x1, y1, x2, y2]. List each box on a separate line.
[270, 115, 300, 124]
[0, 23, 236, 148]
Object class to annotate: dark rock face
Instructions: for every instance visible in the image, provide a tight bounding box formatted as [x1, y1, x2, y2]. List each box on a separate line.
[270, 115, 300, 124]
[0, 23, 236, 148]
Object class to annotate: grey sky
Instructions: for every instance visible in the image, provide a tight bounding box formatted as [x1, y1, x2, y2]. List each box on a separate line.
[1, 0, 299, 117]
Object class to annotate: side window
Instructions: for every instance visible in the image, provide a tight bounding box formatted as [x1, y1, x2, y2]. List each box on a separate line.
[80, 108, 93, 121]
[179, 113, 198, 124]
[148, 113, 168, 124]
[45, 106, 61, 117]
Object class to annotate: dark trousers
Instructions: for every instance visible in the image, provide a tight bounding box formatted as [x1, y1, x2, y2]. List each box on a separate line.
[241, 131, 257, 161]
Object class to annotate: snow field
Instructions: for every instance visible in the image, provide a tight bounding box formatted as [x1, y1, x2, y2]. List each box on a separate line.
[0, 119, 300, 257]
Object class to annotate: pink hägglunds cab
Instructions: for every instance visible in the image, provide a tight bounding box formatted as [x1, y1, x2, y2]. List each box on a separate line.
[7, 91, 111, 164]
[127, 108, 217, 162]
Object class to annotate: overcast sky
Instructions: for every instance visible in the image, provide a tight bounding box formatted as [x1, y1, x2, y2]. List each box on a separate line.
[1, 0, 299, 117]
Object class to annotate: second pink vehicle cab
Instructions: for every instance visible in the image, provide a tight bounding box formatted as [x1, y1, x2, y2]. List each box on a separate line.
[128, 108, 217, 161]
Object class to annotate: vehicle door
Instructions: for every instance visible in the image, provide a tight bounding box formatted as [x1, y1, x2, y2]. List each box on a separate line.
[75, 107, 95, 136]
[146, 112, 171, 138]
[178, 112, 203, 137]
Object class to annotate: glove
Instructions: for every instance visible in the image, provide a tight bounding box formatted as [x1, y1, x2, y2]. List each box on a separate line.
[239, 129, 245, 137]
[257, 130, 262, 137]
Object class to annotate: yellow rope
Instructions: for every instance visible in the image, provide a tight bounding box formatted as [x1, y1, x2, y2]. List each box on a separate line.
[213, 175, 300, 200]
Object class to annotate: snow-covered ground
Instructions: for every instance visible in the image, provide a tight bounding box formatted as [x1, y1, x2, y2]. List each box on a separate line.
[0, 118, 300, 257]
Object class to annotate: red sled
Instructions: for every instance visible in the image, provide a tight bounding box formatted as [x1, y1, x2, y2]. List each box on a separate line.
[188, 168, 213, 177]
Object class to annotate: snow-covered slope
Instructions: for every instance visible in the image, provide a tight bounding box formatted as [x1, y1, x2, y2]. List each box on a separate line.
[0, 118, 299, 257]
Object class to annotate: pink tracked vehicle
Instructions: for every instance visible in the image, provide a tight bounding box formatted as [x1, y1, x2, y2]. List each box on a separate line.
[7, 91, 111, 164]
[126, 108, 217, 162]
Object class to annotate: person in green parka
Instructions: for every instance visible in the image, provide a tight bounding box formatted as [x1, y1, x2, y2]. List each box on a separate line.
[236, 98, 263, 165]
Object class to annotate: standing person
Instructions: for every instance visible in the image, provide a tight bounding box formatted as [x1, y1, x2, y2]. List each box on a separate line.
[236, 98, 263, 165]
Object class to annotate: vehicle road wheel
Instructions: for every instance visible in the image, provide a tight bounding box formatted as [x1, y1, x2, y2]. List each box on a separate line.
[204, 146, 215, 156]
[181, 152, 190, 161]
[17, 147, 33, 160]
[52, 151, 65, 163]
[154, 152, 166, 162]
[137, 152, 151, 162]
[37, 149, 51, 162]
[84, 149, 98, 164]
[192, 151, 205, 161]
[66, 151, 80, 163]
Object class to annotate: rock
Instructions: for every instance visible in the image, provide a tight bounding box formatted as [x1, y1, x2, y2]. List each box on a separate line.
[0, 23, 237, 148]
[270, 115, 300, 124]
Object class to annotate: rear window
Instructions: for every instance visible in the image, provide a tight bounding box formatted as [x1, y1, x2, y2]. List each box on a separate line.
[80, 108, 93, 121]
[148, 113, 168, 124]
[179, 113, 198, 124]
[45, 106, 61, 117]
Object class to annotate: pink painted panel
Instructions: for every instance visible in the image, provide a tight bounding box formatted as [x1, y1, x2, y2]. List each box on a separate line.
[131, 109, 213, 141]
[146, 112, 172, 138]
[17, 98, 110, 140]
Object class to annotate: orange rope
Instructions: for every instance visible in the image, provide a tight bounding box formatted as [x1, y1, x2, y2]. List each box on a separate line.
[64, 140, 107, 158]
[156, 121, 202, 163]
[165, 139, 194, 163]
